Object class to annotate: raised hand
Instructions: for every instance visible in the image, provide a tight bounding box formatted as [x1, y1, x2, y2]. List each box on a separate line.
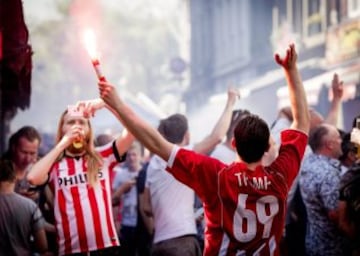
[58, 125, 85, 149]
[274, 43, 297, 70]
[75, 99, 105, 118]
[98, 81, 120, 109]
[227, 86, 241, 106]
[331, 73, 344, 101]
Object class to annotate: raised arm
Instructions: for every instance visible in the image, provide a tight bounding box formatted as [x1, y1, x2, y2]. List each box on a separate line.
[275, 44, 310, 134]
[98, 82, 173, 161]
[325, 73, 343, 126]
[193, 87, 239, 154]
[27, 127, 81, 185]
[77, 98, 135, 157]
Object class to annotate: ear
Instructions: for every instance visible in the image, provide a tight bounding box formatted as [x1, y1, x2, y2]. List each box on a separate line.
[231, 138, 236, 149]
[265, 142, 270, 152]
[325, 140, 333, 150]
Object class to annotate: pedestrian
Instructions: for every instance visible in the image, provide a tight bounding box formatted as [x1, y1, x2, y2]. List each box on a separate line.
[299, 123, 349, 255]
[141, 86, 238, 256]
[27, 100, 134, 255]
[1, 126, 41, 199]
[0, 159, 48, 256]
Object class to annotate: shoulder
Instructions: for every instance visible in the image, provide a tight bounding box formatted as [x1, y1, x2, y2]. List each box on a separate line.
[12, 193, 39, 211]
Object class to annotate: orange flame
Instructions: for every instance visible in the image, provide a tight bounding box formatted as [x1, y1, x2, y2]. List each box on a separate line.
[83, 28, 98, 60]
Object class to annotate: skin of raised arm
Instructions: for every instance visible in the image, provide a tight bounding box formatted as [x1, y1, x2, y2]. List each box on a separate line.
[76, 98, 135, 156]
[325, 73, 344, 126]
[114, 129, 135, 157]
[139, 187, 154, 235]
[27, 131, 74, 186]
[275, 44, 310, 134]
[193, 87, 239, 154]
[98, 81, 173, 161]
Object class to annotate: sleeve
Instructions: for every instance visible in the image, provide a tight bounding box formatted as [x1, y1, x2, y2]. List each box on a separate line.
[97, 140, 126, 163]
[166, 146, 226, 198]
[31, 205, 45, 233]
[319, 171, 341, 211]
[269, 129, 308, 189]
[112, 141, 127, 163]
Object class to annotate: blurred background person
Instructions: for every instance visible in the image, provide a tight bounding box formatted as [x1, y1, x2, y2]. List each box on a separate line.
[0, 159, 49, 256]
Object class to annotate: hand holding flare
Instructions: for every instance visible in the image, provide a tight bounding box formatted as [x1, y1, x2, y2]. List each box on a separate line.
[83, 29, 107, 82]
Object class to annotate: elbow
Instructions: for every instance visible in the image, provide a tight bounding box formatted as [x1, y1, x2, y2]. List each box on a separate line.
[27, 173, 37, 186]
[27, 172, 44, 186]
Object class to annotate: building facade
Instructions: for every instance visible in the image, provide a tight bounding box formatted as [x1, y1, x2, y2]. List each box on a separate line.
[188, 0, 359, 130]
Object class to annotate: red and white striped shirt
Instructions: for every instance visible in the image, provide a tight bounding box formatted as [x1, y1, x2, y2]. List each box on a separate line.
[49, 141, 122, 255]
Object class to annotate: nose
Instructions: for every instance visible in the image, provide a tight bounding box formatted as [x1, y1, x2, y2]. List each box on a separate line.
[25, 154, 36, 164]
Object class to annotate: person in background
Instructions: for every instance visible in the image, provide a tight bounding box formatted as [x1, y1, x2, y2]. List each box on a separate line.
[112, 140, 152, 256]
[96, 43, 310, 255]
[142, 86, 239, 256]
[2, 126, 57, 253]
[27, 100, 134, 256]
[1, 126, 42, 199]
[337, 115, 360, 256]
[210, 109, 250, 164]
[0, 159, 48, 256]
[299, 123, 349, 256]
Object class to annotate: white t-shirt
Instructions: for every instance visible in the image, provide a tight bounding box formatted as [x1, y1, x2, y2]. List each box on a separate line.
[145, 149, 197, 243]
[210, 143, 235, 164]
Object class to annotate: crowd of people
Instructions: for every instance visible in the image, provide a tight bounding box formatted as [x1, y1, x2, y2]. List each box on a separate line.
[0, 43, 359, 256]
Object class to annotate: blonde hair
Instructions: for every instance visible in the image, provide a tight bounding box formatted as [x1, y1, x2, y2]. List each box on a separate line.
[56, 110, 103, 186]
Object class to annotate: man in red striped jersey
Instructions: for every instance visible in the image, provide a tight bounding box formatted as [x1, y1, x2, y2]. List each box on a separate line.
[96, 43, 310, 256]
[27, 99, 134, 256]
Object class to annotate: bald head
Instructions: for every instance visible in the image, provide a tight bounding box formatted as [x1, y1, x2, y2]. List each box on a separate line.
[309, 123, 342, 159]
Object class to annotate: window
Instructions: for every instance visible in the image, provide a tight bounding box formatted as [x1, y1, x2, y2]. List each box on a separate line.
[302, 0, 327, 47]
[348, 0, 360, 18]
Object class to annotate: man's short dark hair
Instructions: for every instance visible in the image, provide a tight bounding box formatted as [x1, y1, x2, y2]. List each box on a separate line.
[2, 126, 41, 159]
[9, 126, 41, 149]
[0, 160, 16, 182]
[234, 114, 270, 163]
[158, 114, 188, 144]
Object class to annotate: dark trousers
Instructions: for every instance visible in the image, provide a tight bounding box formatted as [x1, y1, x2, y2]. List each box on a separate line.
[152, 235, 202, 256]
[65, 246, 121, 256]
[119, 225, 152, 256]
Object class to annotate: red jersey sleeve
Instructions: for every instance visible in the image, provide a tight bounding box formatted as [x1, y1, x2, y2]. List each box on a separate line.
[268, 129, 308, 189]
[166, 147, 227, 199]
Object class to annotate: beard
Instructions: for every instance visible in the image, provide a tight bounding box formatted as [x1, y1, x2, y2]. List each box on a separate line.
[67, 140, 88, 155]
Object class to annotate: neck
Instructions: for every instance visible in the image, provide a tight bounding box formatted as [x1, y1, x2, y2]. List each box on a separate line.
[129, 164, 142, 172]
[13, 161, 26, 174]
[224, 140, 235, 151]
[65, 148, 86, 158]
[0, 182, 15, 194]
[315, 149, 336, 159]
